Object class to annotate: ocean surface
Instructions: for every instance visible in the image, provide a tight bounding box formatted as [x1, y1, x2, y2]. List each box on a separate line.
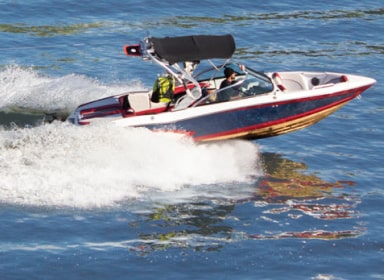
[1, 1, 383, 279]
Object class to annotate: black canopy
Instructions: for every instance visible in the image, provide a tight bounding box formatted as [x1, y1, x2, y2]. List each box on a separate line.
[150, 34, 236, 64]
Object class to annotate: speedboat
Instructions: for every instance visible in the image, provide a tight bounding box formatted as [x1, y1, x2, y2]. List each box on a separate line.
[67, 34, 376, 142]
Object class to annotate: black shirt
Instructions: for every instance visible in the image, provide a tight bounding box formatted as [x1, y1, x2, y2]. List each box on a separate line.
[218, 79, 236, 102]
[220, 79, 233, 89]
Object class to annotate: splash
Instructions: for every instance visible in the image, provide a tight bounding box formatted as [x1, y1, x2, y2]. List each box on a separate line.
[0, 122, 261, 208]
[0, 64, 145, 115]
[0, 65, 261, 208]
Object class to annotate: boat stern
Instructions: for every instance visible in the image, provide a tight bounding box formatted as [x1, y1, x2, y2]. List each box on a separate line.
[67, 95, 127, 125]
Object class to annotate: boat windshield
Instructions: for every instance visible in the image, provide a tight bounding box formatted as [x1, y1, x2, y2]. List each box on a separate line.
[194, 63, 274, 105]
[235, 69, 274, 96]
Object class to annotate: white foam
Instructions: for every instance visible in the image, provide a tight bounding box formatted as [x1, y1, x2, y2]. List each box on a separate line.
[0, 65, 262, 208]
[0, 122, 261, 209]
[0, 65, 145, 114]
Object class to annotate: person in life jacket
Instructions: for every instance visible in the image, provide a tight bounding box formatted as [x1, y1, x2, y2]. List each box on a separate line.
[151, 75, 175, 103]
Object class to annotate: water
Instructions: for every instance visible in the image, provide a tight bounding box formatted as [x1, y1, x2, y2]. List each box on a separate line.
[1, 1, 383, 279]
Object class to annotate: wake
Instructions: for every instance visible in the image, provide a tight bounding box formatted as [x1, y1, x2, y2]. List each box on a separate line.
[0, 122, 261, 209]
[0, 64, 145, 116]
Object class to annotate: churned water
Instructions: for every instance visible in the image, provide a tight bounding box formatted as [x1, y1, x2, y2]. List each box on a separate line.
[1, 1, 383, 279]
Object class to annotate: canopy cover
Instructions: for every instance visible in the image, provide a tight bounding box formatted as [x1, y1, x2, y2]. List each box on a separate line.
[151, 34, 236, 64]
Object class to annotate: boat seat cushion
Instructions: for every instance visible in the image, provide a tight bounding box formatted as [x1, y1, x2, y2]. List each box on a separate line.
[279, 73, 308, 90]
[128, 93, 151, 112]
[128, 92, 167, 113]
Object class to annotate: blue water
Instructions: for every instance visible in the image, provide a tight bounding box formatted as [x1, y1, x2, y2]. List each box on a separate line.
[1, 1, 383, 279]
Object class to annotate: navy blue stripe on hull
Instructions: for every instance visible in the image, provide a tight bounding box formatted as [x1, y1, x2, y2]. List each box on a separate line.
[145, 88, 364, 140]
